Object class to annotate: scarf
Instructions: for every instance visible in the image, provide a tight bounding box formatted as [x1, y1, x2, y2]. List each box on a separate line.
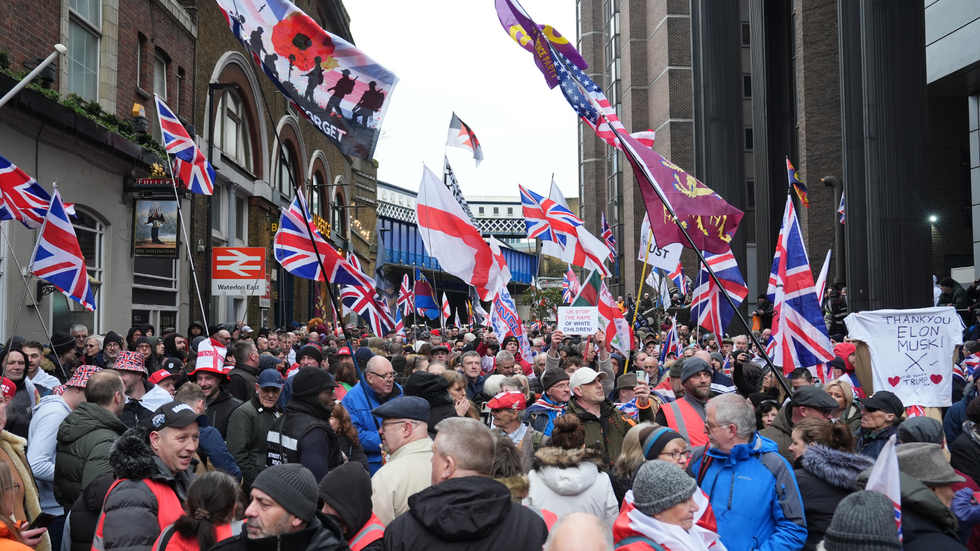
[535, 393, 566, 413]
[622, 491, 725, 551]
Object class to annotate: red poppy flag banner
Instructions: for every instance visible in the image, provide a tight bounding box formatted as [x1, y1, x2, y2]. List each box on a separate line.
[416, 166, 507, 301]
[215, 0, 398, 159]
[29, 187, 95, 311]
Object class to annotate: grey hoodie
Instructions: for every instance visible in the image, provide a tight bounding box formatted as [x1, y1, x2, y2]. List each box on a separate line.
[28, 394, 72, 515]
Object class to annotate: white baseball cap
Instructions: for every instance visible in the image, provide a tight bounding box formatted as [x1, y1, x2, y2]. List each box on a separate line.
[569, 367, 607, 390]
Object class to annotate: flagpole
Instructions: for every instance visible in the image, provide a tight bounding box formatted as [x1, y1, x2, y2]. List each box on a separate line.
[550, 46, 792, 397]
[624, 225, 655, 375]
[0, 222, 68, 380]
[153, 100, 210, 336]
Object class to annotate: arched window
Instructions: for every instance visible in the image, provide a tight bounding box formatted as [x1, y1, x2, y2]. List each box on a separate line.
[310, 173, 323, 217]
[214, 90, 253, 171]
[276, 142, 296, 198]
[53, 207, 104, 331]
[333, 187, 348, 240]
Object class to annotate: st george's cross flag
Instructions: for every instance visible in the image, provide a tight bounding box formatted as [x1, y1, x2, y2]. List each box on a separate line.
[487, 235, 513, 289]
[154, 94, 215, 195]
[866, 435, 903, 543]
[416, 166, 507, 300]
[446, 114, 484, 167]
[0, 155, 75, 228]
[215, 0, 398, 159]
[443, 157, 478, 225]
[689, 250, 749, 337]
[441, 292, 451, 326]
[767, 194, 835, 376]
[29, 187, 96, 311]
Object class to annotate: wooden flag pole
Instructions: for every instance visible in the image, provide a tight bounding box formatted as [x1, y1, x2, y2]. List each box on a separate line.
[623, 225, 655, 375]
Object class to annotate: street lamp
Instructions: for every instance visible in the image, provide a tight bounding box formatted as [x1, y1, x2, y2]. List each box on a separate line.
[929, 215, 937, 223]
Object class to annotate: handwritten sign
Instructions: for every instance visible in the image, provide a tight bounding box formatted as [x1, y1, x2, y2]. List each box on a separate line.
[845, 306, 964, 407]
[557, 307, 600, 335]
[638, 212, 683, 271]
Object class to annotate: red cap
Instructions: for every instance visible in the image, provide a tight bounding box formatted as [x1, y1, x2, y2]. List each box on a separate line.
[487, 390, 526, 410]
[0, 377, 15, 401]
[430, 329, 440, 336]
[336, 347, 352, 356]
[149, 368, 180, 386]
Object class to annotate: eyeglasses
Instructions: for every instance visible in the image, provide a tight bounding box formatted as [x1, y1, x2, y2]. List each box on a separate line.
[369, 371, 395, 381]
[659, 450, 692, 461]
[105, 343, 121, 349]
[381, 420, 418, 430]
[5, 483, 20, 492]
[704, 422, 733, 431]
[863, 406, 881, 413]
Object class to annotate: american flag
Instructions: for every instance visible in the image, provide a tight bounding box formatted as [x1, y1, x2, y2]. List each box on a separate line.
[397, 273, 414, 315]
[600, 212, 616, 260]
[154, 94, 214, 195]
[29, 187, 95, 311]
[668, 261, 687, 296]
[552, 48, 653, 151]
[659, 316, 680, 363]
[767, 195, 835, 375]
[562, 266, 580, 303]
[0, 154, 73, 229]
[689, 250, 749, 337]
[274, 193, 365, 286]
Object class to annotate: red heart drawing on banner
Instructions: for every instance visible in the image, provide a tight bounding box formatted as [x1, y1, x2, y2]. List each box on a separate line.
[888, 377, 901, 387]
[931, 374, 943, 384]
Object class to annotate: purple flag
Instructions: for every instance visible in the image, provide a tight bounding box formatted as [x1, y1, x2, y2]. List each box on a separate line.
[494, 0, 586, 88]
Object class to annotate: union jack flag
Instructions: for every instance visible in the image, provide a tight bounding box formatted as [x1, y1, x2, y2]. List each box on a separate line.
[600, 212, 615, 260]
[274, 194, 365, 286]
[668, 261, 687, 296]
[767, 195, 835, 375]
[394, 309, 405, 336]
[154, 94, 214, 195]
[562, 266, 580, 304]
[689, 250, 748, 337]
[397, 273, 414, 315]
[0, 154, 74, 229]
[838, 191, 845, 224]
[341, 281, 395, 337]
[659, 316, 680, 363]
[519, 184, 610, 276]
[29, 187, 95, 311]
[552, 49, 654, 152]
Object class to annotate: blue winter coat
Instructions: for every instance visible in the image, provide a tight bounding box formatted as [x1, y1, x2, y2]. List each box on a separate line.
[689, 433, 807, 551]
[945, 384, 977, 444]
[340, 379, 402, 475]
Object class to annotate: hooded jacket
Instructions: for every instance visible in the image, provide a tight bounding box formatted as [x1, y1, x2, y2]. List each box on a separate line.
[856, 470, 965, 551]
[225, 362, 258, 403]
[523, 447, 618, 528]
[945, 382, 977, 444]
[0, 520, 32, 551]
[120, 381, 173, 429]
[53, 401, 129, 509]
[319, 463, 380, 550]
[99, 426, 196, 551]
[225, 395, 282, 493]
[382, 476, 548, 551]
[794, 445, 874, 551]
[210, 511, 347, 551]
[341, 378, 403, 475]
[27, 395, 72, 515]
[161, 335, 186, 361]
[688, 433, 807, 551]
[5, 376, 39, 439]
[950, 424, 980, 489]
[68, 472, 114, 551]
[205, 389, 243, 438]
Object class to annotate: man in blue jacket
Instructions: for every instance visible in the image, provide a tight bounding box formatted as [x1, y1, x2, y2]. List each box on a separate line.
[341, 355, 402, 475]
[688, 393, 807, 551]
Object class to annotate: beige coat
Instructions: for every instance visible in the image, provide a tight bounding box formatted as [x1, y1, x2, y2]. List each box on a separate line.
[371, 437, 434, 525]
[0, 431, 50, 551]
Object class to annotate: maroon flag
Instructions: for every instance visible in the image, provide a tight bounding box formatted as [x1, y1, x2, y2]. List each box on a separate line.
[618, 132, 744, 254]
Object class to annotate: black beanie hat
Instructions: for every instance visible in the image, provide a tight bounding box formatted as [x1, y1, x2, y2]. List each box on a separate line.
[51, 331, 76, 356]
[317, 462, 373, 539]
[253, 464, 318, 523]
[103, 331, 125, 350]
[298, 345, 324, 365]
[292, 367, 336, 399]
[541, 368, 570, 392]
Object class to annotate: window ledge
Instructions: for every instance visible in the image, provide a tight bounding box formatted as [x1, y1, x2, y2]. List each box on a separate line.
[136, 87, 152, 100]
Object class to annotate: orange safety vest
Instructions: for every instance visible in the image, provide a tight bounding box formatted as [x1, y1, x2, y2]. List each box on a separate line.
[92, 478, 184, 551]
[153, 523, 233, 551]
[348, 512, 385, 551]
[661, 399, 709, 448]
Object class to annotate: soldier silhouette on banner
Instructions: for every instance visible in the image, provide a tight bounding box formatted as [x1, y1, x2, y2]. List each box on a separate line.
[352, 81, 385, 126]
[326, 69, 357, 117]
[302, 56, 325, 104]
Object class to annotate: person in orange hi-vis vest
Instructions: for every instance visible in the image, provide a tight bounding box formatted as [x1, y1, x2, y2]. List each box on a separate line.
[152, 472, 239, 551]
[655, 358, 713, 448]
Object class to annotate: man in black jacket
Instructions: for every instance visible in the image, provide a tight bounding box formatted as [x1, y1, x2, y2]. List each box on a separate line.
[266, 367, 341, 482]
[211, 464, 347, 551]
[225, 340, 261, 402]
[382, 417, 548, 551]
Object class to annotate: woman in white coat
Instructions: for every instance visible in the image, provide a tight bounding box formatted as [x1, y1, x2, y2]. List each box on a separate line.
[523, 414, 619, 527]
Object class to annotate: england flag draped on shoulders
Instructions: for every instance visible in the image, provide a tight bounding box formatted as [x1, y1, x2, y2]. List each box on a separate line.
[416, 165, 507, 300]
[767, 193, 835, 377]
[30, 187, 96, 311]
[154, 94, 215, 195]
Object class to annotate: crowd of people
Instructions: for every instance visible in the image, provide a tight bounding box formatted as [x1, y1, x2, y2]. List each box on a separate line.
[0, 314, 974, 551]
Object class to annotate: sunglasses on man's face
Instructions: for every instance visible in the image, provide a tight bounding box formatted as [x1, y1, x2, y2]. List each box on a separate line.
[863, 406, 880, 413]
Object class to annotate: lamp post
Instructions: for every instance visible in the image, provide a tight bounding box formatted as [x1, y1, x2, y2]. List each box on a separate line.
[205, 82, 237, 324]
